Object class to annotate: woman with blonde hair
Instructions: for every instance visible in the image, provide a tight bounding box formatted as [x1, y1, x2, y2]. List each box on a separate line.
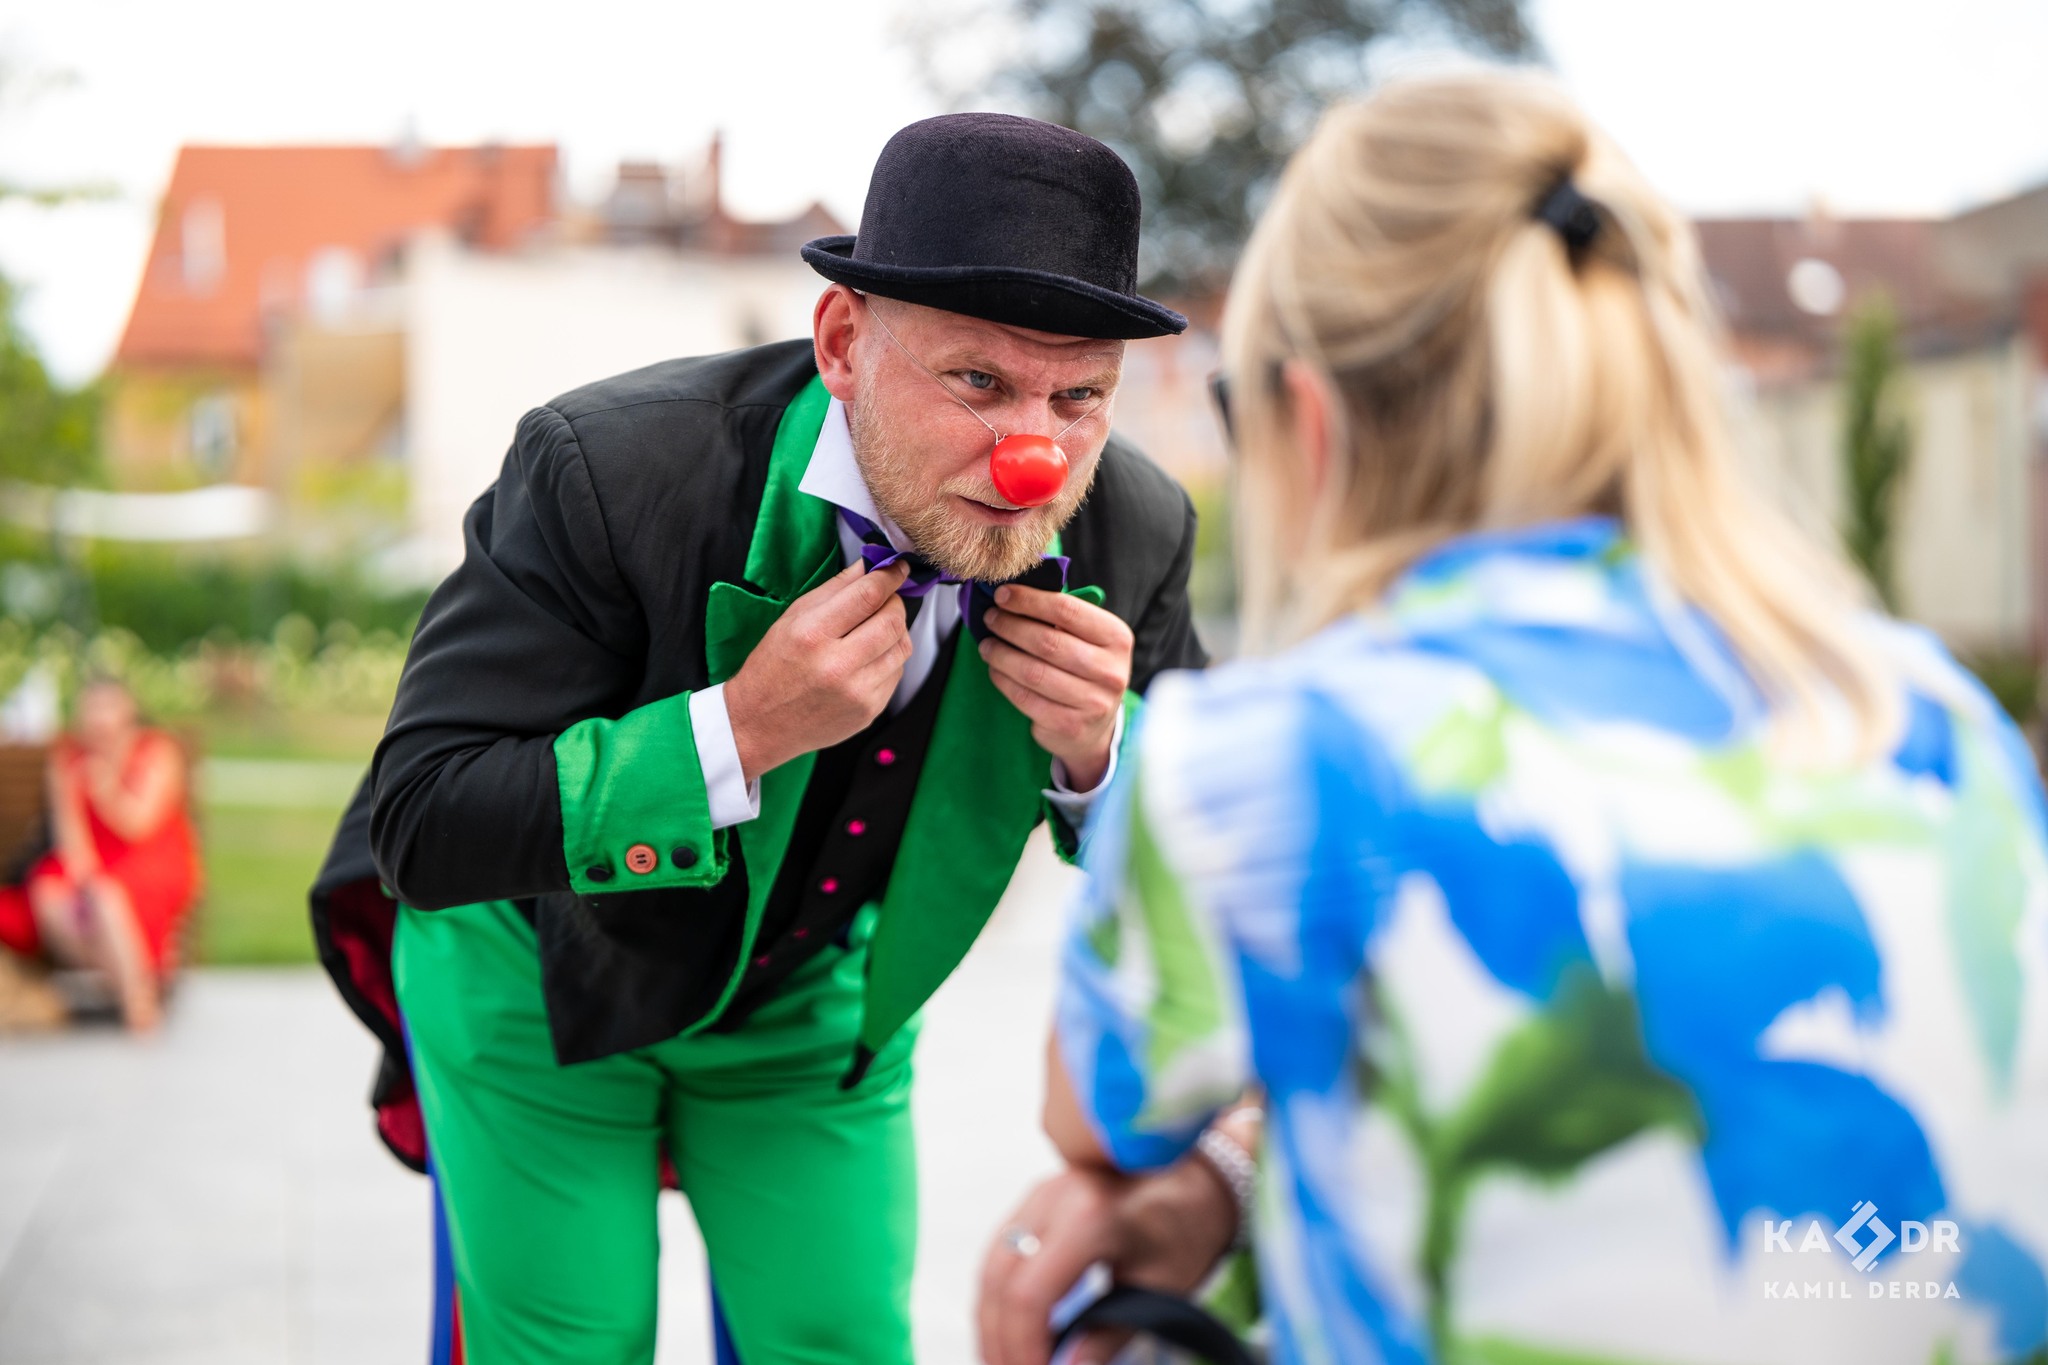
[977, 71, 2048, 1364]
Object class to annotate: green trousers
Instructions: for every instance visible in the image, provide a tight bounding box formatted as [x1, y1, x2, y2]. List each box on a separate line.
[393, 899, 920, 1365]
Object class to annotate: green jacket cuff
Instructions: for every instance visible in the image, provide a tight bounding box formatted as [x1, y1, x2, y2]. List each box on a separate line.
[1046, 688, 1142, 868]
[555, 691, 728, 894]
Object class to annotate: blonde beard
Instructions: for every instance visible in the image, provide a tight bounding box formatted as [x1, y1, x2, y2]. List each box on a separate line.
[848, 370, 1099, 583]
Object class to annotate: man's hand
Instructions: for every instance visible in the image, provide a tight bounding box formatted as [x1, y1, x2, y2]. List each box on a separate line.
[976, 1156, 1240, 1365]
[979, 585, 1134, 791]
[724, 559, 913, 783]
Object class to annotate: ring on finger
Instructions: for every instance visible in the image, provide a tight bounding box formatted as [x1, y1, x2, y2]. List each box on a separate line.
[1000, 1224, 1043, 1258]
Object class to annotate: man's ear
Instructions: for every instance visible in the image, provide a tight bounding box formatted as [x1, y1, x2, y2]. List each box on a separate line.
[813, 284, 862, 403]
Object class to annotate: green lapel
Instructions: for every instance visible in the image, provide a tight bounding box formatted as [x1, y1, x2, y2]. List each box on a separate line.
[703, 373, 841, 681]
[689, 373, 839, 1035]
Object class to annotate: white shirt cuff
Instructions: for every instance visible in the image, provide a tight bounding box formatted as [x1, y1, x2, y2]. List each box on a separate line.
[689, 683, 762, 830]
[1044, 703, 1126, 824]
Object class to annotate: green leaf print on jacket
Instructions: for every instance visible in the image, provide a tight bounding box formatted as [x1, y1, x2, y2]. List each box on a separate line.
[1368, 963, 1704, 1358]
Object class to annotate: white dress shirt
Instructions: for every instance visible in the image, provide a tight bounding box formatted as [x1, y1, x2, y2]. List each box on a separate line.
[687, 397, 1121, 830]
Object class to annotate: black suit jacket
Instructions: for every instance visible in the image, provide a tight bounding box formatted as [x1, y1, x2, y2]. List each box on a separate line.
[323, 338, 1205, 1072]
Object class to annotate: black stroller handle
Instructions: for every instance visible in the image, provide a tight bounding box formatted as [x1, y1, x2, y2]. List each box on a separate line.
[1051, 1285, 1257, 1365]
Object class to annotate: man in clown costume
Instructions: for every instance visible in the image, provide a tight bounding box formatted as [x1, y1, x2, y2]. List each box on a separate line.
[308, 112, 1206, 1363]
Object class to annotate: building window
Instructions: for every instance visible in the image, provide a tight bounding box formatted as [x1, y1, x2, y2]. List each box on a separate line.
[189, 392, 238, 480]
[374, 407, 407, 462]
[305, 246, 364, 323]
[182, 199, 226, 295]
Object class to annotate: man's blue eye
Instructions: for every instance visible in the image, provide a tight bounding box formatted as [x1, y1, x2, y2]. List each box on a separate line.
[962, 371, 996, 391]
[1061, 388, 1096, 403]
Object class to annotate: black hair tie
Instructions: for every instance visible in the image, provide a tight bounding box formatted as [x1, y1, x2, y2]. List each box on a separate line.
[1534, 177, 1602, 259]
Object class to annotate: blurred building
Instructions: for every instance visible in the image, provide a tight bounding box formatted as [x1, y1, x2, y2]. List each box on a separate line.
[401, 138, 843, 575]
[1698, 189, 2048, 659]
[108, 142, 559, 501]
[1098, 294, 1228, 487]
[103, 136, 852, 576]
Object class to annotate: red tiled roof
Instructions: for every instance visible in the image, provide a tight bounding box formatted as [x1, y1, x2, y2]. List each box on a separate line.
[115, 143, 558, 369]
[1693, 216, 2005, 361]
[675, 200, 847, 256]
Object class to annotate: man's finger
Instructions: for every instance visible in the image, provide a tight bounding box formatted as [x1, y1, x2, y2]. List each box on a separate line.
[840, 593, 909, 665]
[988, 668, 1096, 741]
[991, 585, 1132, 650]
[987, 665, 1060, 724]
[846, 632, 914, 698]
[789, 557, 876, 624]
[982, 636, 1102, 711]
[981, 609, 1123, 690]
[813, 560, 909, 636]
[820, 555, 871, 591]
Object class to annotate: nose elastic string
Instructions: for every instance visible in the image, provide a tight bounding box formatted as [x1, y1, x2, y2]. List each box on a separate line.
[860, 293, 1099, 446]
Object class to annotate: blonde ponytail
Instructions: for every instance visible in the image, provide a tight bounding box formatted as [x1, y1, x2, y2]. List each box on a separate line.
[1223, 70, 1899, 762]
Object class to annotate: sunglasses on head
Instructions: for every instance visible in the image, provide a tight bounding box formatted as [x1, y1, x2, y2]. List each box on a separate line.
[1207, 371, 1235, 447]
[1207, 362, 1288, 453]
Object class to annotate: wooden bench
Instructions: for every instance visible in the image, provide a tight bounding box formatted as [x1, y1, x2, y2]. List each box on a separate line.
[0, 744, 49, 880]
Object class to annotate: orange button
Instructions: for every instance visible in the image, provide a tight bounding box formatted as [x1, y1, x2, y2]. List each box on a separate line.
[624, 843, 659, 875]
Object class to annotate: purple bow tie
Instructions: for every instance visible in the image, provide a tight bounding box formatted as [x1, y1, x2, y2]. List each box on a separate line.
[838, 508, 964, 597]
[835, 506, 1071, 641]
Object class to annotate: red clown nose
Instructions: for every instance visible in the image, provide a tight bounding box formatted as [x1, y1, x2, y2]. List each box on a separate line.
[988, 434, 1069, 508]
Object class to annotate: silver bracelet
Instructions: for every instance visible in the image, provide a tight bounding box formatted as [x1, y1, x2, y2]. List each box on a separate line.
[1194, 1124, 1259, 1252]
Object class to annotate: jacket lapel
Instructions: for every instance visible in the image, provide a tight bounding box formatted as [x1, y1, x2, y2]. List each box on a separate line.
[703, 373, 840, 683]
[690, 374, 839, 1034]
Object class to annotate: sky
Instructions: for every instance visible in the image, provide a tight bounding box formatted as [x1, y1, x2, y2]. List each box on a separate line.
[0, 0, 2041, 385]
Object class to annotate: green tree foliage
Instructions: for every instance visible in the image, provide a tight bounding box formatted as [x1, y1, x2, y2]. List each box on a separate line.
[1839, 296, 1913, 612]
[0, 58, 113, 488]
[938, 0, 1535, 290]
[79, 544, 429, 653]
[0, 58, 117, 209]
[0, 272, 102, 487]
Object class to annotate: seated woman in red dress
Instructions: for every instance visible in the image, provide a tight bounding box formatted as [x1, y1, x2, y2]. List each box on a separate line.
[0, 678, 201, 1031]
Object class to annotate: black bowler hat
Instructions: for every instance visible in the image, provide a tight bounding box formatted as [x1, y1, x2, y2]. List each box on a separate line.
[802, 113, 1188, 341]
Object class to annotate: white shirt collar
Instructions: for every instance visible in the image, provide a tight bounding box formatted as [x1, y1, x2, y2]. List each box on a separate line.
[797, 397, 911, 550]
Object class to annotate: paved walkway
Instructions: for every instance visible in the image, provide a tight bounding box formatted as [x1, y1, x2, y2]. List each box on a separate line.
[0, 835, 1079, 1363]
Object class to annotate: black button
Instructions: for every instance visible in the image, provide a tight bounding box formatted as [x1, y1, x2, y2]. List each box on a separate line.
[586, 865, 613, 883]
[670, 845, 698, 870]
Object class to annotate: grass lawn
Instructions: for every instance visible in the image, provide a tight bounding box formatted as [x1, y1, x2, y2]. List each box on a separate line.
[196, 709, 387, 763]
[187, 707, 379, 967]
[196, 803, 348, 965]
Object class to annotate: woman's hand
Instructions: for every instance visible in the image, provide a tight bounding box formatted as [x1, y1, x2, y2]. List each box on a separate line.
[978, 1165, 1128, 1365]
[76, 733, 184, 843]
[46, 748, 100, 879]
[976, 1149, 1241, 1365]
[80, 748, 131, 816]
